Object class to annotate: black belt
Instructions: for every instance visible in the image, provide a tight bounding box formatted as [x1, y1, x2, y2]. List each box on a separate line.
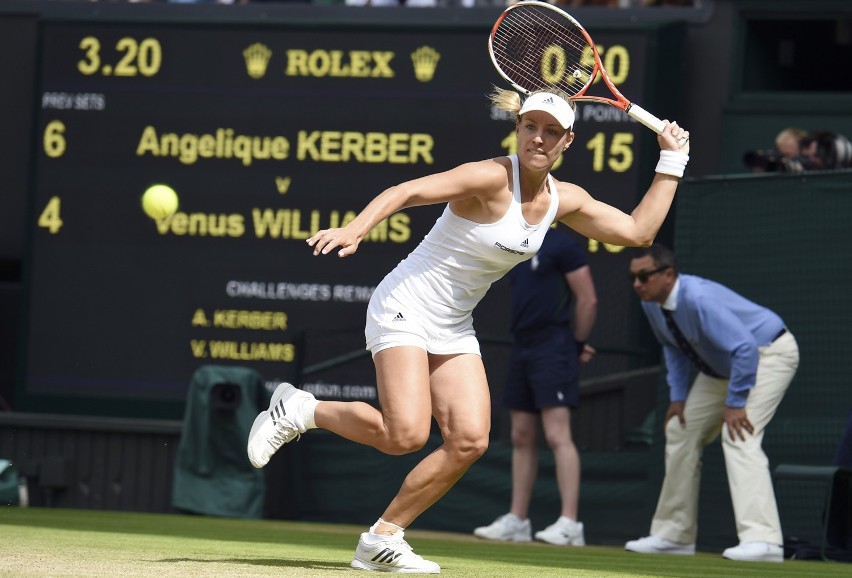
[772, 328, 787, 343]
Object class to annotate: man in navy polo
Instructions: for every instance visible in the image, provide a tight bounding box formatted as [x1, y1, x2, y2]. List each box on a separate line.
[474, 226, 597, 546]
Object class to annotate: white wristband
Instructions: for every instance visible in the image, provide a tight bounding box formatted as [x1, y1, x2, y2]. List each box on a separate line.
[655, 150, 689, 178]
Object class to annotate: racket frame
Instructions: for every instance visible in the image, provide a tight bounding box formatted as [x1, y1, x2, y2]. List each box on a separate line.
[489, 0, 666, 135]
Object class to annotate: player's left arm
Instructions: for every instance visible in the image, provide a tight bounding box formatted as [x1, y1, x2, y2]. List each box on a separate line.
[555, 176, 677, 247]
[555, 122, 687, 247]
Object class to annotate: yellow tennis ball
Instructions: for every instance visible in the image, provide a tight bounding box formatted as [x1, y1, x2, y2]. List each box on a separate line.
[142, 184, 179, 220]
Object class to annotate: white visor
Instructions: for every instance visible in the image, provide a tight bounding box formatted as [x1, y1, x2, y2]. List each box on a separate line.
[518, 92, 575, 130]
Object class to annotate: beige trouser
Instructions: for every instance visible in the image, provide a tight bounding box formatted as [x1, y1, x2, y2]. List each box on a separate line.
[650, 331, 800, 545]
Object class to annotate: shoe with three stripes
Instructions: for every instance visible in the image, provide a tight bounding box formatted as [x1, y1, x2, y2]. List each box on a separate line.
[350, 531, 440, 574]
[247, 382, 314, 469]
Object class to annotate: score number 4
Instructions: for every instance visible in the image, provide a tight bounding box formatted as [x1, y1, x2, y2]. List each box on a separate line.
[38, 197, 63, 234]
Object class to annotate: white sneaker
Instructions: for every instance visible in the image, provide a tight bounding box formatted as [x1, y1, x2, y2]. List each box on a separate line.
[247, 382, 316, 468]
[722, 541, 783, 562]
[534, 516, 585, 546]
[625, 535, 695, 555]
[473, 513, 532, 542]
[351, 531, 440, 574]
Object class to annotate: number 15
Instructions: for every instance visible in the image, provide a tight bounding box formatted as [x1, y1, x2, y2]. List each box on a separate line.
[586, 132, 634, 173]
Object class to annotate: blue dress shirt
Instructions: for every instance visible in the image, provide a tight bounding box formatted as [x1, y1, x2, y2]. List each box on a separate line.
[641, 274, 786, 408]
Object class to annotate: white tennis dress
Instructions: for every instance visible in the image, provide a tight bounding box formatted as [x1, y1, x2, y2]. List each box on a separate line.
[365, 155, 560, 355]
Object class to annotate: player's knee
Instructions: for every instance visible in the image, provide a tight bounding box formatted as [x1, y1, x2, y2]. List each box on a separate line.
[448, 431, 489, 464]
[384, 428, 430, 455]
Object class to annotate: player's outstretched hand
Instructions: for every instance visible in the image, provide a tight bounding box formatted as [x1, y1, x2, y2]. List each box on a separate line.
[658, 121, 690, 156]
[307, 228, 362, 258]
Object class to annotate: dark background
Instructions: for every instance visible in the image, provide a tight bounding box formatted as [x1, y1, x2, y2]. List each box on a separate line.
[2, 3, 692, 417]
[3, 0, 852, 416]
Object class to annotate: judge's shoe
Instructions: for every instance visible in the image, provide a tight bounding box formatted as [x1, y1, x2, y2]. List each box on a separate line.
[722, 541, 783, 562]
[351, 531, 440, 573]
[247, 382, 315, 468]
[625, 535, 695, 555]
[473, 514, 532, 542]
[534, 516, 585, 546]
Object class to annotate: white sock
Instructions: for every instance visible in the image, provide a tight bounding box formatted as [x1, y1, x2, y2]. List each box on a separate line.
[367, 518, 405, 541]
[303, 398, 320, 430]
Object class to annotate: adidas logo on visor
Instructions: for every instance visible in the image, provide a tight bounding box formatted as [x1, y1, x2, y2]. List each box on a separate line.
[519, 92, 575, 130]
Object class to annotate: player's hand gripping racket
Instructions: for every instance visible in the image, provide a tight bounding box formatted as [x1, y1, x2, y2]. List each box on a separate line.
[489, 0, 669, 136]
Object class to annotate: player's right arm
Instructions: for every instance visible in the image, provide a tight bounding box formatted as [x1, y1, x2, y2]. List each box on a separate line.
[307, 158, 510, 258]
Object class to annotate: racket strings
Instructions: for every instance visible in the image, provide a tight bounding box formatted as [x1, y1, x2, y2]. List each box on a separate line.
[492, 7, 595, 96]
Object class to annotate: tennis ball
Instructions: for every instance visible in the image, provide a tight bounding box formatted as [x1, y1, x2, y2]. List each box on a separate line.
[141, 184, 179, 220]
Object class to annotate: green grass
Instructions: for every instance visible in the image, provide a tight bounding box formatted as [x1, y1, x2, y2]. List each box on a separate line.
[0, 507, 848, 577]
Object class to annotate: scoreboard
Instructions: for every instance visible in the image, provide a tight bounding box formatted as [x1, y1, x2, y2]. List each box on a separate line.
[19, 8, 683, 417]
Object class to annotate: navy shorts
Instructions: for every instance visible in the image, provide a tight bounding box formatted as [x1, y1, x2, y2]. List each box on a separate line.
[503, 325, 580, 412]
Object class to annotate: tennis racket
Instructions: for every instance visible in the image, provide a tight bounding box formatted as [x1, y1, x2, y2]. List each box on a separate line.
[489, 0, 667, 135]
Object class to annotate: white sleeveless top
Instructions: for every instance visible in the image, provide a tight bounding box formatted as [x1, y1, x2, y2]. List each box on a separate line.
[370, 155, 560, 330]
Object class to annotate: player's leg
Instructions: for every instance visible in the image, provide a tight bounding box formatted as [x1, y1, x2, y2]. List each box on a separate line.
[247, 345, 433, 469]
[352, 352, 489, 574]
[315, 345, 433, 454]
[376, 352, 491, 530]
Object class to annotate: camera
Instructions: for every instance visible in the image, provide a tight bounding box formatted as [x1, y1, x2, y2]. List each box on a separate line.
[742, 149, 788, 172]
[744, 132, 852, 173]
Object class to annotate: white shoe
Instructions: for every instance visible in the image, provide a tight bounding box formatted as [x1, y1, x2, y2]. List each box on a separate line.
[722, 541, 783, 562]
[351, 531, 440, 574]
[625, 535, 695, 555]
[247, 383, 315, 468]
[534, 516, 585, 546]
[473, 513, 532, 542]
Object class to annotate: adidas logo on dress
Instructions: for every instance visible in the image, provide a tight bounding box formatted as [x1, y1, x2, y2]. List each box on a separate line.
[520, 238, 529, 248]
[393, 312, 405, 322]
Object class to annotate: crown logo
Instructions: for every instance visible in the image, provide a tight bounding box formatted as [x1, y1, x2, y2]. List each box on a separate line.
[243, 43, 272, 79]
[411, 46, 441, 83]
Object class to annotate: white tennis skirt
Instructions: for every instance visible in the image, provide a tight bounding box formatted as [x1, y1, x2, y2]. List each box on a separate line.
[364, 275, 481, 358]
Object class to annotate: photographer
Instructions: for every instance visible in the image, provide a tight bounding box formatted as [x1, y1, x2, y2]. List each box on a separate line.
[796, 130, 852, 171]
[742, 127, 806, 173]
[744, 128, 852, 173]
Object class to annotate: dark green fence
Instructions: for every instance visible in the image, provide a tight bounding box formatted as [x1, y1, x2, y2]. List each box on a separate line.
[662, 169, 852, 550]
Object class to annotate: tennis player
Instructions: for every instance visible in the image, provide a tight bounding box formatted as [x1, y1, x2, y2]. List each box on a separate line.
[248, 88, 690, 574]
